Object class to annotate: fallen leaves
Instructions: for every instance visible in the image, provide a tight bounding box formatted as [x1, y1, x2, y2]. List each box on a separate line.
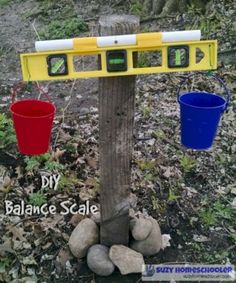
[55, 246, 73, 274]
[0, 238, 15, 257]
[0, 171, 14, 193]
[7, 225, 26, 242]
[161, 165, 182, 179]
[193, 234, 210, 243]
[85, 156, 97, 169]
[50, 148, 65, 162]
[79, 187, 96, 201]
[228, 182, 236, 195]
[69, 213, 85, 227]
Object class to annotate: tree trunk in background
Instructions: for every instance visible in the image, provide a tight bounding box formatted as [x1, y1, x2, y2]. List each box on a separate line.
[144, 0, 211, 16]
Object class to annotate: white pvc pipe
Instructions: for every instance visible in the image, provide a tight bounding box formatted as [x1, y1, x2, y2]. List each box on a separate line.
[97, 34, 136, 47]
[35, 39, 73, 52]
[35, 30, 201, 52]
[162, 30, 201, 42]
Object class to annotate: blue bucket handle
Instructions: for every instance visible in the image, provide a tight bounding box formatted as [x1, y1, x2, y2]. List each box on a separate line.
[177, 72, 230, 112]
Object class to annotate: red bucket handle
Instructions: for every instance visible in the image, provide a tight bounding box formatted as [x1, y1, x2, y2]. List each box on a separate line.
[11, 82, 52, 104]
[177, 71, 230, 112]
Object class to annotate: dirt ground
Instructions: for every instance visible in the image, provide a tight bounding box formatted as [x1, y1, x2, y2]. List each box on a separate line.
[0, 0, 236, 282]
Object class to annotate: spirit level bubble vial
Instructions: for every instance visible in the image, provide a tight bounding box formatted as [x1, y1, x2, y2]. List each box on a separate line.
[20, 30, 217, 81]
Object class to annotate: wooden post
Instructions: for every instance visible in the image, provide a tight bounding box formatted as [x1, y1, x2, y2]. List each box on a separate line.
[99, 15, 139, 246]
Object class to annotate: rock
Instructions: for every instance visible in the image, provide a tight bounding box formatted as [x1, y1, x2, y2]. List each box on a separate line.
[130, 217, 153, 241]
[69, 218, 99, 258]
[128, 193, 138, 209]
[87, 244, 115, 276]
[129, 208, 136, 219]
[232, 197, 236, 208]
[161, 234, 171, 250]
[80, 107, 90, 115]
[109, 245, 144, 275]
[3, 176, 11, 187]
[131, 217, 162, 256]
[91, 211, 101, 224]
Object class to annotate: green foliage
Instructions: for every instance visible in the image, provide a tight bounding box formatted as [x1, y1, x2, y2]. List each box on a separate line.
[93, 177, 100, 193]
[230, 232, 236, 243]
[152, 129, 165, 139]
[64, 143, 77, 154]
[26, 0, 75, 21]
[200, 209, 217, 226]
[180, 155, 196, 172]
[24, 0, 88, 40]
[24, 158, 41, 172]
[0, 114, 16, 149]
[0, 47, 4, 57]
[57, 174, 77, 191]
[151, 195, 160, 211]
[39, 17, 88, 40]
[190, 242, 230, 263]
[200, 199, 236, 227]
[24, 153, 64, 172]
[24, 153, 50, 172]
[137, 160, 158, 185]
[213, 200, 234, 220]
[28, 191, 47, 206]
[141, 106, 152, 118]
[168, 188, 180, 202]
[0, 257, 11, 273]
[217, 153, 227, 165]
[137, 160, 156, 171]
[151, 195, 166, 213]
[0, 0, 12, 7]
[138, 52, 150, 68]
[44, 160, 64, 171]
[129, 0, 146, 17]
[186, 3, 221, 39]
[144, 173, 156, 182]
[187, 3, 202, 17]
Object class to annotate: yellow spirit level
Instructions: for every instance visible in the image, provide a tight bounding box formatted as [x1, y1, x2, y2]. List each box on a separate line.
[20, 30, 217, 81]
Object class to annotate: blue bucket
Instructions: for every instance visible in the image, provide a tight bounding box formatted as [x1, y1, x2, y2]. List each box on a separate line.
[178, 73, 230, 150]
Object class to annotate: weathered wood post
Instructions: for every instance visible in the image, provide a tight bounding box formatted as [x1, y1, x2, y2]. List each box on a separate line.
[99, 15, 139, 246]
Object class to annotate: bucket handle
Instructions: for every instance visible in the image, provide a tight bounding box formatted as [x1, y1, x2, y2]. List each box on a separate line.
[11, 82, 52, 104]
[177, 72, 230, 112]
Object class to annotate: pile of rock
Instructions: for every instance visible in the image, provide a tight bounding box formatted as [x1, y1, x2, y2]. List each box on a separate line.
[68, 211, 170, 276]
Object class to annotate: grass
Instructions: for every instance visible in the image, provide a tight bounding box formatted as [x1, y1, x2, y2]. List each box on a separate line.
[24, 0, 88, 40]
[200, 198, 236, 227]
[39, 17, 88, 40]
[0, 114, 16, 149]
[0, 0, 12, 7]
[180, 155, 196, 172]
[190, 242, 231, 263]
[137, 159, 156, 171]
[24, 154, 64, 172]
[137, 52, 151, 68]
[29, 191, 47, 206]
[199, 197, 236, 248]
[186, 3, 221, 39]
[0, 257, 11, 273]
[129, 0, 147, 17]
[141, 106, 152, 118]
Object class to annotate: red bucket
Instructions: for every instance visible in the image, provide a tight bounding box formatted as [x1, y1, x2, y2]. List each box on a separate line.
[10, 83, 56, 155]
